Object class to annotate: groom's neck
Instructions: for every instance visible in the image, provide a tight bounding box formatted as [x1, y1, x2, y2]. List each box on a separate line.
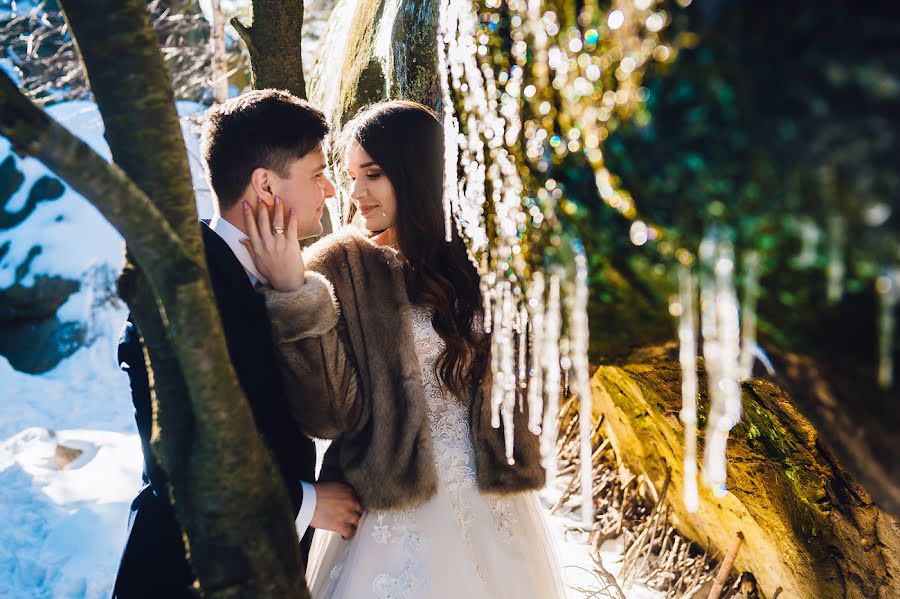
[217, 203, 250, 235]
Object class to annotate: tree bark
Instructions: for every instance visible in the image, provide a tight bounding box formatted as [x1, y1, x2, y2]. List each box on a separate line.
[61, 1, 201, 247]
[0, 0, 311, 594]
[232, 0, 306, 98]
[60, 1, 308, 594]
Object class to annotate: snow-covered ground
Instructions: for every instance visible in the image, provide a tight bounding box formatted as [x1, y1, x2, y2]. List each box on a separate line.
[0, 100, 209, 599]
[542, 487, 662, 599]
[0, 427, 142, 599]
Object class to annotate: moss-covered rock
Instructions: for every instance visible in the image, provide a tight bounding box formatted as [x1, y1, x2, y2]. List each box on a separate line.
[307, 0, 440, 130]
[593, 360, 899, 598]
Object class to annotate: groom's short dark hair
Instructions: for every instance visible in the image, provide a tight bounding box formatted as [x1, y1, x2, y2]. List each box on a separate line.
[201, 89, 328, 209]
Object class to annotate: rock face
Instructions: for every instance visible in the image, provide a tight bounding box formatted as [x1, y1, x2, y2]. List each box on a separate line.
[593, 358, 900, 598]
[0, 156, 83, 373]
[0, 276, 84, 373]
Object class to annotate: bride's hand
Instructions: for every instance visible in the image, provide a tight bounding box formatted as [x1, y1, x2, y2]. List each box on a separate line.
[241, 196, 306, 291]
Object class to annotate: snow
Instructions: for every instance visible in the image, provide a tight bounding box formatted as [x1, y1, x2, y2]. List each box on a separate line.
[0, 58, 21, 84]
[0, 98, 212, 599]
[0, 427, 142, 599]
[0, 1, 40, 20]
[542, 486, 663, 599]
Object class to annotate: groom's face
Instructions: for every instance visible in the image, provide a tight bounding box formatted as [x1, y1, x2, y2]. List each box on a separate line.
[267, 143, 336, 239]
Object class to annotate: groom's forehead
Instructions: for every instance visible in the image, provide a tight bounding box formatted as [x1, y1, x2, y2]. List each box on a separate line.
[295, 144, 328, 171]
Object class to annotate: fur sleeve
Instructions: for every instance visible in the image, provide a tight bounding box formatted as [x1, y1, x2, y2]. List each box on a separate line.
[265, 272, 339, 341]
[263, 272, 364, 440]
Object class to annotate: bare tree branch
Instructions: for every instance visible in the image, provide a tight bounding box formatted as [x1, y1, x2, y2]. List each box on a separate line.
[0, 69, 191, 278]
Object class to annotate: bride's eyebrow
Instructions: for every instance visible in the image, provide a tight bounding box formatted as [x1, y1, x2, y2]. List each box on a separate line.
[360, 161, 378, 169]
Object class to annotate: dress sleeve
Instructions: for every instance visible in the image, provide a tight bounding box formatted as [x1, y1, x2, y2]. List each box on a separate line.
[264, 271, 363, 439]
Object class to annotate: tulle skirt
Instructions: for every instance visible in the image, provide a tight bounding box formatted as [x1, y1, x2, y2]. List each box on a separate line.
[306, 482, 567, 599]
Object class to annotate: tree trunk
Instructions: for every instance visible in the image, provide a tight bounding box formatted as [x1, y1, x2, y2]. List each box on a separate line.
[232, 0, 306, 98]
[60, 1, 308, 594]
[1, 0, 311, 594]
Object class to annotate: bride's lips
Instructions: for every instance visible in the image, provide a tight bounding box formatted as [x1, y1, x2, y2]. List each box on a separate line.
[358, 204, 379, 217]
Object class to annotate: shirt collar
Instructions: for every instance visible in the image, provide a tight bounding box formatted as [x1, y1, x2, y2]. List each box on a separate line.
[209, 214, 268, 286]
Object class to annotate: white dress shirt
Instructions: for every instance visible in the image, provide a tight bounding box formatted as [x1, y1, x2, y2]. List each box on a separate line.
[209, 215, 317, 539]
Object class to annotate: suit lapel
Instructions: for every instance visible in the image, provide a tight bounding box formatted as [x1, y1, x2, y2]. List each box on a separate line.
[200, 220, 259, 307]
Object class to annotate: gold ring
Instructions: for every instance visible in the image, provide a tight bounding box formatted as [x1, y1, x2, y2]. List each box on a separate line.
[272, 226, 285, 235]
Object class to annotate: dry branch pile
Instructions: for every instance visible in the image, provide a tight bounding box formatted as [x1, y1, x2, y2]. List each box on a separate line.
[553, 395, 765, 599]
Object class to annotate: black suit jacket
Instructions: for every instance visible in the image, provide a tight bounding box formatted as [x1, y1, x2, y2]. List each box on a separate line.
[112, 221, 317, 599]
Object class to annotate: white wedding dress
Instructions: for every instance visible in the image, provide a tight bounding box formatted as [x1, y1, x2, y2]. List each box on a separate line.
[306, 305, 567, 598]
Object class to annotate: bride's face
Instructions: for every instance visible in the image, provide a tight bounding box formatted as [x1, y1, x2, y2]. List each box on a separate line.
[346, 141, 397, 232]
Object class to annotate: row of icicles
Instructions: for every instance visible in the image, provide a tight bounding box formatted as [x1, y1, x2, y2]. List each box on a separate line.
[673, 229, 898, 512]
[436, 0, 898, 523]
[672, 233, 764, 512]
[438, 0, 595, 526]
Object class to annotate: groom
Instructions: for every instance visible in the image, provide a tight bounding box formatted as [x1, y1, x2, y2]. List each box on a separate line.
[112, 90, 361, 598]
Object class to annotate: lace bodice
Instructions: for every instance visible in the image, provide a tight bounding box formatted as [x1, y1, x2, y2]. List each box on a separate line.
[410, 305, 478, 484]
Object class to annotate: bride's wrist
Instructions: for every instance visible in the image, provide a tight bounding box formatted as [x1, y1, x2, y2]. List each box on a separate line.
[272, 272, 306, 292]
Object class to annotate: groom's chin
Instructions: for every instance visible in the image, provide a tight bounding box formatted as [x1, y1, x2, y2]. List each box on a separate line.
[301, 223, 324, 240]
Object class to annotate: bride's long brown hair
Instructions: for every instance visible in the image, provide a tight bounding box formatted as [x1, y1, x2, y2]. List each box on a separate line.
[338, 100, 489, 398]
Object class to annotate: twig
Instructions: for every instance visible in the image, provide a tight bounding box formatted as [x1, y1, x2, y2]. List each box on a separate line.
[707, 532, 744, 599]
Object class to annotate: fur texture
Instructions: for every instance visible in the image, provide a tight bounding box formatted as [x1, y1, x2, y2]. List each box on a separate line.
[266, 227, 545, 510]
[265, 272, 339, 341]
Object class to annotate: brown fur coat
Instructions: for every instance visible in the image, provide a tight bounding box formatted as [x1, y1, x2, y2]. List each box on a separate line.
[264, 226, 545, 511]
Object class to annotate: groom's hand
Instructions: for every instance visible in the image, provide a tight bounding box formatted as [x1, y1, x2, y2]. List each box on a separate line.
[310, 481, 363, 540]
[242, 195, 306, 291]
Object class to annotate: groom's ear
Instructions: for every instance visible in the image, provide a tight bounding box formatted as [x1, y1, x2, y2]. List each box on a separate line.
[249, 167, 276, 206]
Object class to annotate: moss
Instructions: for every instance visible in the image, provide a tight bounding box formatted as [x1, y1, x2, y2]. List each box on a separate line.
[387, 0, 440, 107]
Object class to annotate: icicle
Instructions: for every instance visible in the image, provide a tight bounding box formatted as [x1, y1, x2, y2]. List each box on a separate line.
[491, 282, 510, 421]
[438, 0, 602, 485]
[676, 262, 700, 513]
[793, 217, 821, 269]
[821, 166, 845, 304]
[700, 234, 741, 499]
[569, 246, 594, 526]
[481, 268, 495, 334]
[826, 215, 846, 305]
[488, 281, 519, 464]
[526, 272, 546, 434]
[502, 284, 518, 465]
[877, 268, 900, 389]
[518, 305, 529, 405]
[738, 251, 761, 381]
[541, 273, 562, 484]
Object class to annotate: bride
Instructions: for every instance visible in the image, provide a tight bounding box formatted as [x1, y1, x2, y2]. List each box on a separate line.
[244, 100, 567, 598]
